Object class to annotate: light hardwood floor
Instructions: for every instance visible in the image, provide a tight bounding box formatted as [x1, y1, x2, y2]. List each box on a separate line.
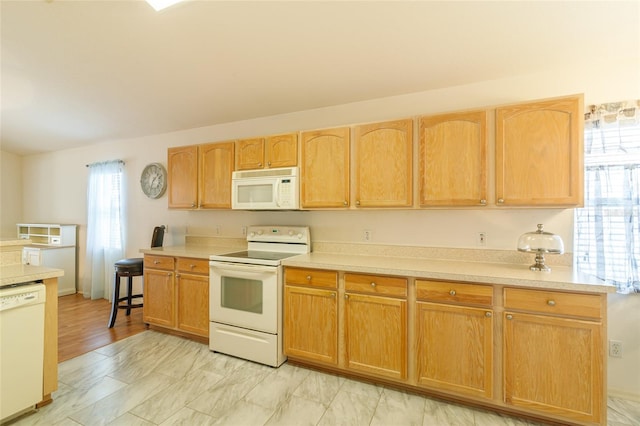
[58, 293, 147, 362]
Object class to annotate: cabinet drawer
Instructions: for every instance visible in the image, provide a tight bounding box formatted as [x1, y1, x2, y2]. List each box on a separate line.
[176, 257, 209, 275]
[345, 273, 407, 297]
[504, 288, 602, 319]
[144, 255, 174, 271]
[416, 280, 493, 306]
[285, 268, 337, 289]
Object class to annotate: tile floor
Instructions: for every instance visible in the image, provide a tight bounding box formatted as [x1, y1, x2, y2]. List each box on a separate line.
[9, 330, 640, 426]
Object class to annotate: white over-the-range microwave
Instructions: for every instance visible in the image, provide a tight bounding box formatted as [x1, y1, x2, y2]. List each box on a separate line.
[232, 167, 299, 210]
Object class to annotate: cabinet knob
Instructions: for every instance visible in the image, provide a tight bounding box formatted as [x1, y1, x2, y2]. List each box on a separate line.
[331, 293, 336, 298]
[449, 290, 456, 296]
[547, 300, 556, 306]
[306, 275, 311, 281]
[480, 199, 487, 205]
[356, 200, 360, 206]
[267, 161, 271, 167]
[154, 260, 160, 264]
[168, 272, 173, 276]
[497, 198, 505, 204]
[485, 312, 492, 318]
[343, 201, 348, 206]
[175, 273, 180, 278]
[345, 294, 349, 299]
[506, 314, 513, 320]
[191, 203, 196, 208]
[258, 162, 262, 167]
[370, 282, 376, 288]
[190, 264, 195, 269]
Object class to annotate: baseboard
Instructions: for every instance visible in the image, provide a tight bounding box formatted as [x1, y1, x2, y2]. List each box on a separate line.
[609, 388, 640, 402]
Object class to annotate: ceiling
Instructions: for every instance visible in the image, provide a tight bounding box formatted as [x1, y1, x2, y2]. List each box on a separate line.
[1, 1, 638, 156]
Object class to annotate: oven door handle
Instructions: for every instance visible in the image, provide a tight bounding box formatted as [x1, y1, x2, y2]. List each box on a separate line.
[210, 262, 277, 275]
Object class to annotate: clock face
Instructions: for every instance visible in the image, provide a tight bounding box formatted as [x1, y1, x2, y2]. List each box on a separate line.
[140, 163, 167, 199]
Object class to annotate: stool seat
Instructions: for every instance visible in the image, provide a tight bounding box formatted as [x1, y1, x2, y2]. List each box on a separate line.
[108, 257, 144, 328]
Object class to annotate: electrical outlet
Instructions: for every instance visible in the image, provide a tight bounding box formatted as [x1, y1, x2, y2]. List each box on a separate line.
[609, 340, 623, 358]
[215, 225, 221, 236]
[477, 232, 487, 246]
[241, 226, 247, 236]
[363, 230, 372, 242]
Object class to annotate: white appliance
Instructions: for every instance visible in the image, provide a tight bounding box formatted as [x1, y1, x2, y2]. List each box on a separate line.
[209, 225, 310, 367]
[231, 167, 299, 210]
[0, 282, 46, 422]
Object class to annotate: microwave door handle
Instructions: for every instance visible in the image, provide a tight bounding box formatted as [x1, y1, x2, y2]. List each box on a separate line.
[275, 179, 281, 207]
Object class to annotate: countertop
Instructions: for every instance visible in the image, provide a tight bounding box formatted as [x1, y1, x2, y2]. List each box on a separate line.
[282, 252, 615, 294]
[0, 264, 64, 286]
[139, 245, 243, 259]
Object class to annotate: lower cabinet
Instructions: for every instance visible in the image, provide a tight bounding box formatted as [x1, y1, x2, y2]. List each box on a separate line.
[283, 266, 607, 426]
[415, 280, 493, 399]
[503, 287, 604, 424]
[143, 255, 209, 339]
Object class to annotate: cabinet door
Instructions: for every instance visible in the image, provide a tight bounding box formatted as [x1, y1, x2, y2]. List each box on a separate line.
[199, 141, 235, 209]
[266, 133, 298, 168]
[355, 119, 413, 207]
[419, 111, 488, 206]
[168, 145, 198, 209]
[143, 268, 175, 327]
[344, 293, 407, 380]
[495, 95, 583, 206]
[176, 272, 209, 337]
[301, 127, 350, 208]
[236, 138, 265, 170]
[284, 285, 338, 365]
[415, 301, 493, 399]
[503, 311, 603, 424]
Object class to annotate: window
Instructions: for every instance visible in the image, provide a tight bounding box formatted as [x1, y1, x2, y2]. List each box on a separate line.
[575, 101, 640, 294]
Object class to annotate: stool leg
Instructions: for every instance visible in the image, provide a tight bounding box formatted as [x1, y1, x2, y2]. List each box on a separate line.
[108, 272, 120, 328]
[126, 276, 133, 316]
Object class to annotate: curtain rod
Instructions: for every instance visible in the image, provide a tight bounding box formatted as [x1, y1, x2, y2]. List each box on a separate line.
[85, 160, 125, 168]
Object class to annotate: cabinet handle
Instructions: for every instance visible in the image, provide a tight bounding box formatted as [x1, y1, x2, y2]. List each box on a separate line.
[267, 161, 271, 167]
[497, 198, 505, 204]
[485, 312, 492, 318]
[449, 290, 456, 296]
[306, 275, 311, 281]
[190, 264, 196, 269]
[168, 272, 173, 276]
[356, 200, 360, 206]
[345, 294, 349, 299]
[154, 260, 160, 264]
[370, 282, 376, 288]
[480, 199, 487, 205]
[175, 273, 180, 278]
[258, 162, 262, 167]
[191, 203, 196, 208]
[343, 201, 348, 206]
[547, 300, 556, 306]
[506, 314, 513, 320]
[331, 293, 336, 298]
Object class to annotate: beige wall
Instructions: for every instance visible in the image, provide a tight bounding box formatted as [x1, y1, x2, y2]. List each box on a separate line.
[5, 56, 640, 398]
[0, 150, 23, 236]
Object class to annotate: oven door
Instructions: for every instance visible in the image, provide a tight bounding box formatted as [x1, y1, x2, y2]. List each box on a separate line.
[209, 261, 279, 334]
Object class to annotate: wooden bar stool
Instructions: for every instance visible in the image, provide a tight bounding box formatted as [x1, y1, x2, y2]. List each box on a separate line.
[108, 226, 165, 328]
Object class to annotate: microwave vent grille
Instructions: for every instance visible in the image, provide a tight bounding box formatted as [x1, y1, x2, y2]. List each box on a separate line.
[233, 167, 297, 179]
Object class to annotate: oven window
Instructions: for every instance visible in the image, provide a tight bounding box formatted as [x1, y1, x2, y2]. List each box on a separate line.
[237, 184, 273, 203]
[220, 276, 263, 314]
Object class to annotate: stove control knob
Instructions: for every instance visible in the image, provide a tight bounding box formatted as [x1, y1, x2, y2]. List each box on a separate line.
[297, 233, 303, 239]
[249, 232, 255, 238]
[257, 230, 263, 235]
[288, 230, 294, 236]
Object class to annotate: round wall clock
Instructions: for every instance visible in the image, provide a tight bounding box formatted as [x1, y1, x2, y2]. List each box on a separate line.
[140, 162, 167, 199]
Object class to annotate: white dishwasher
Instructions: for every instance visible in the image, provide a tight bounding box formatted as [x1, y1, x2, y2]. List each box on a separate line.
[0, 282, 46, 422]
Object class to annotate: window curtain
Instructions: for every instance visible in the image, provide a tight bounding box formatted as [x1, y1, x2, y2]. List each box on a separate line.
[575, 101, 640, 294]
[84, 160, 126, 300]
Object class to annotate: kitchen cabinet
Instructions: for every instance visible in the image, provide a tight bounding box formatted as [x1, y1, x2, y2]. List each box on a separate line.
[418, 111, 488, 206]
[235, 133, 298, 170]
[495, 95, 583, 206]
[415, 280, 493, 399]
[344, 273, 407, 380]
[168, 142, 234, 209]
[300, 127, 350, 208]
[503, 287, 605, 424]
[354, 118, 413, 207]
[283, 268, 338, 365]
[143, 255, 210, 338]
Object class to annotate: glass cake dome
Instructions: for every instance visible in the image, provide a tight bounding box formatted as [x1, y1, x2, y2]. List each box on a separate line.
[517, 224, 564, 271]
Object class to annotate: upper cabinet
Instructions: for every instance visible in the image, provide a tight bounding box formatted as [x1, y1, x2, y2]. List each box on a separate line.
[301, 127, 350, 208]
[419, 111, 488, 207]
[168, 141, 234, 209]
[236, 133, 298, 170]
[495, 95, 584, 207]
[354, 118, 413, 207]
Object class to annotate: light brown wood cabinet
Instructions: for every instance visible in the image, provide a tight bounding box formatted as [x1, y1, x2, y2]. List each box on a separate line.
[415, 280, 493, 399]
[503, 287, 604, 424]
[344, 273, 407, 380]
[495, 95, 584, 206]
[284, 268, 338, 365]
[301, 127, 350, 208]
[168, 141, 234, 209]
[354, 118, 413, 207]
[236, 133, 298, 170]
[143, 255, 209, 338]
[418, 111, 488, 206]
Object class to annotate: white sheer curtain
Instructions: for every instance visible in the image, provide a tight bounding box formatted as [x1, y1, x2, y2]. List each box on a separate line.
[84, 160, 126, 300]
[575, 101, 640, 294]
